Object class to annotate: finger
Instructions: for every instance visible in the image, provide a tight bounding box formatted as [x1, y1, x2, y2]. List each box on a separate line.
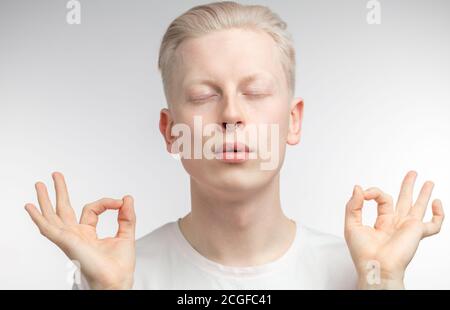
[35, 181, 61, 225]
[52, 172, 77, 224]
[396, 170, 417, 216]
[363, 187, 394, 216]
[423, 199, 444, 237]
[24, 203, 59, 241]
[410, 181, 434, 220]
[80, 197, 124, 228]
[116, 195, 136, 239]
[345, 185, 364, 227]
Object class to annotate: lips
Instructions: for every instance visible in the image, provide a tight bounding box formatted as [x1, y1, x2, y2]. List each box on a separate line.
[214, 142, 254, 163]
[214, 142, 251, 154]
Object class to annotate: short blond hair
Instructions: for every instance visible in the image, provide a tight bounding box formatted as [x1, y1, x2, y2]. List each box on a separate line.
[158, 1, 296, 102]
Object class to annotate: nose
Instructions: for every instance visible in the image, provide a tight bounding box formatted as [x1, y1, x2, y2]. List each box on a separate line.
[220, 93, 246, 131]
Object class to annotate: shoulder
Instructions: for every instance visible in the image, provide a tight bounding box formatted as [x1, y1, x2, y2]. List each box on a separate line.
[297, 224, 358, 289]
[298, 224, 351, 261]
[299, 224, 347, 249]
[135, 221, 177, 256]
[132, 221, 180, 289]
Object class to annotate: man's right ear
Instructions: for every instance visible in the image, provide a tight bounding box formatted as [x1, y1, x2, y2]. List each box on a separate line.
[159, 108, 174, 153]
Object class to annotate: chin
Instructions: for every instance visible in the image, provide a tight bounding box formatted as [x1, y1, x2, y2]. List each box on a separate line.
[183, 158, 280, 193]
[209, 168, 277, 194]
[215, 175, 261, 192]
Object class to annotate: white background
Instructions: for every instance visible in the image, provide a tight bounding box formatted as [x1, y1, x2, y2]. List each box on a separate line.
[0, 0, 449, 289]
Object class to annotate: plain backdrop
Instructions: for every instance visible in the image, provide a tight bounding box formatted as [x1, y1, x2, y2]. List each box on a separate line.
[1, 0, 449, 289]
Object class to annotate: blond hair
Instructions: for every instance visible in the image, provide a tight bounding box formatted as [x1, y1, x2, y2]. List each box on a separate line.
[158, 1, 296, 102]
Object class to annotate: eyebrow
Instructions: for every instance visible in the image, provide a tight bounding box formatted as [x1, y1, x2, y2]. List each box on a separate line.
[184, 73, 276, 89]
[240, 73, 275, 85]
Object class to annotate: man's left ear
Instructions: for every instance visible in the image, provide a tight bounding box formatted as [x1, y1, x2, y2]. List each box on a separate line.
[287, 97, 304, 145]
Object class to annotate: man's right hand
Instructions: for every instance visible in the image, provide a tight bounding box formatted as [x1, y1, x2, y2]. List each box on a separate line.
[24, 172, 136, 290]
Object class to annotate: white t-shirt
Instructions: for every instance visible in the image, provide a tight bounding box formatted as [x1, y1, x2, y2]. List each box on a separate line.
[73, 219, 358, 289]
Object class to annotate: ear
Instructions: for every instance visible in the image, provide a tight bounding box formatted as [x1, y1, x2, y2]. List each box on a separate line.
[287, 97, 304, 145]
[159, 108, 175, 153]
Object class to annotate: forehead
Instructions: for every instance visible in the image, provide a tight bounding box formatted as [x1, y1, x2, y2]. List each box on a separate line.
[175, 28, 283, 87]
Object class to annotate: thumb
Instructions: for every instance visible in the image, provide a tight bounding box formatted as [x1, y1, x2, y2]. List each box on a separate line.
[345, 185, 364, 226]
[116, 195, 136, 239]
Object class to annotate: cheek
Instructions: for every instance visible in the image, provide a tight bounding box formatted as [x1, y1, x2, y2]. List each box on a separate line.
[174, 106, 216, 128]
[252, 102, 290, 135]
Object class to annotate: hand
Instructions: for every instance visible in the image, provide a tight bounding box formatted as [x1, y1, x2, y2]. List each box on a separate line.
[24, 172, 136, 289]
[344, 171, 444, 289]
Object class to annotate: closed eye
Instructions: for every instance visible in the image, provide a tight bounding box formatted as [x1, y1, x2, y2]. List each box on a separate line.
[243, 93, 270, 98]
[189, 94, 219, 103]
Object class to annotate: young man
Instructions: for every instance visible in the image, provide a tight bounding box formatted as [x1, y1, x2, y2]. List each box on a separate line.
[25, 1, 444, 289]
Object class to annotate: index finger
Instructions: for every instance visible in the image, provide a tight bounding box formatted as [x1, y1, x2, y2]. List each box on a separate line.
[364, 187, 394, 216]
[79, 198, 124, 227]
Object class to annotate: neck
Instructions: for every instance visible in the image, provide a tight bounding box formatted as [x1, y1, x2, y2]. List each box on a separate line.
[179, 174, 296, 267]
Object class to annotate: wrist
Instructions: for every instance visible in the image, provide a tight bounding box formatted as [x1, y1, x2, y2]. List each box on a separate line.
[357, 276, 405, 290]
[90, 278, 133, 290]
[84, 272, 134, 290]
[356, 265, 405, 290]
[355, 259, 405, 290]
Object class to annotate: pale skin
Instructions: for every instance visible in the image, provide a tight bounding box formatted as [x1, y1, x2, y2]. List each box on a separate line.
[25, 174, 136, 290]
[345, 171, 444, 289]
[25, 28, 444, 289]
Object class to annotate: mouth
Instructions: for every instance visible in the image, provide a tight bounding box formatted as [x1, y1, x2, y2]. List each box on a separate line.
[214, 142, 254, 163]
